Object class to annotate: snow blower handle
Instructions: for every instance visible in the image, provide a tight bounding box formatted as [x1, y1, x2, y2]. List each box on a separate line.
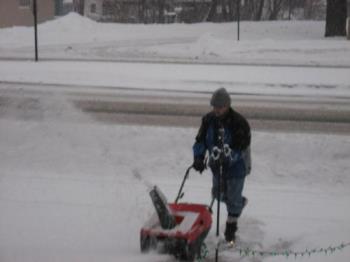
[174, 165, 193, 203]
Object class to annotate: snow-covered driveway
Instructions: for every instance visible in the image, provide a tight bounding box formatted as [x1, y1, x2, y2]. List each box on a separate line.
[0, 97, 349, 262]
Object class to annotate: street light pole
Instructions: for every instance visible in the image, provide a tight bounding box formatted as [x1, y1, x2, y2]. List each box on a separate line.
[288, 0, 291, 20]
[33, 0, 39, 61]
[237, 0, 240, 41]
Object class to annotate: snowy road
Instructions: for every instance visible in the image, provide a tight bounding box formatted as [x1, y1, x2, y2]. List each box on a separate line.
[1, 80, 350, 134]
[1, 60, 349, 97]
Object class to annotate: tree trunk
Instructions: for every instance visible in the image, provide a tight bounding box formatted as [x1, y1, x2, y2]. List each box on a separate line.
[222, 0, 228, 21]
[207, 0, 218, 21]
[158, 0, 164, 23]
[268, 0, 283, 20]
[325, 0, 347, 37]
[139, 0, 145, 23]
[228, 0, 234, 21]
[255, 0, 265, 20]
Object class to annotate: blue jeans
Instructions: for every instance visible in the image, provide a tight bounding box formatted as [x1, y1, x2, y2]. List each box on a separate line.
[211, 162, 246, 217]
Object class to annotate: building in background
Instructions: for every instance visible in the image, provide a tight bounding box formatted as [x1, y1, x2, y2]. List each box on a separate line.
[0, 0, 55, 28]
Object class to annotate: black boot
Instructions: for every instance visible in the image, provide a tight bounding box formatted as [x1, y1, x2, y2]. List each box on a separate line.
[224, 220, 237, 242]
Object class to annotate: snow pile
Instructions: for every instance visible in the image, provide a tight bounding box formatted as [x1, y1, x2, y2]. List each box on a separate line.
[41, 12, 98, 33]
[189, 33, 228, 57]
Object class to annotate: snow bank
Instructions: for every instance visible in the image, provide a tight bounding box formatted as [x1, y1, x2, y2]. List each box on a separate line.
[0, 13, 349, 66]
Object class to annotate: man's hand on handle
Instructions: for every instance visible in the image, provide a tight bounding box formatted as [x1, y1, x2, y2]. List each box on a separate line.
[193, 157, 206, 174]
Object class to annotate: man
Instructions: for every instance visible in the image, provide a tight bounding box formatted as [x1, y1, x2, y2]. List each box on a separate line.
[192, 87, 251, 243]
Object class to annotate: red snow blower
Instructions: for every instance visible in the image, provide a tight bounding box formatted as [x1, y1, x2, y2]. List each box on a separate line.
[140, 166, 212, 261]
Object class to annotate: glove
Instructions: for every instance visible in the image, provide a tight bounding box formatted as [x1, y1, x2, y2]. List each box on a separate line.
[193, 157, 205, 174]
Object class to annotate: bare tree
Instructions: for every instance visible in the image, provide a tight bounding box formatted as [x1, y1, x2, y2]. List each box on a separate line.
[242, 0, 266, 20]
[325, 0, 347, 36]
[304, 0, 325, 20]
[139, 0, 146, 23]
[266, 0, 285, 20]
[206, 0, 269, 22]
[207, 0, 219, 21]
[102, 0, 122, 22]
[157, 0, 165, 23]
[255, 0, 265, 20]
[222, 0, 229, 21]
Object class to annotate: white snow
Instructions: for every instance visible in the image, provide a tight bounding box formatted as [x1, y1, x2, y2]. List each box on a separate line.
[0, 60, 350, 98]
[1, 13, 349, 99]
[0, 11, 350, 262]
[0, 96, 349, 262]
[0, 13, 350, 66]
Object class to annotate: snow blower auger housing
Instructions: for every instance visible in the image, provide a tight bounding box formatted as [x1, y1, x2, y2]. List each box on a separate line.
[140, 167, 212, 261]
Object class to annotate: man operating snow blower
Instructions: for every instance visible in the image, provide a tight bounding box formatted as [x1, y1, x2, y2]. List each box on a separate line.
[192, 87, 251, 243]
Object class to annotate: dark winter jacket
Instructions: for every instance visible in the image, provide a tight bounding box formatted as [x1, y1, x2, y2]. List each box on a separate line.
[193, 108, 251, 178]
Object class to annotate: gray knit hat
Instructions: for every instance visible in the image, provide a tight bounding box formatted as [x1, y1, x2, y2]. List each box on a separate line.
[210, 87, 231, 107]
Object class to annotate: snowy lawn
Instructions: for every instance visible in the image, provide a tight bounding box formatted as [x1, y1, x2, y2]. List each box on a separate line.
[0, 98, 349, 262]
[0, 13, 350, 66]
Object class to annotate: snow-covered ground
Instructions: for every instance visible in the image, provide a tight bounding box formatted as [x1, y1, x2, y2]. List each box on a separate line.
[0, 96, 350, 262]
[0, 11, 350, 262]
[0, 13, 350, 66]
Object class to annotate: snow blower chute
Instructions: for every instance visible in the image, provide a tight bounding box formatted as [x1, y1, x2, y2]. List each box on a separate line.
[140, 166, 212, 261]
